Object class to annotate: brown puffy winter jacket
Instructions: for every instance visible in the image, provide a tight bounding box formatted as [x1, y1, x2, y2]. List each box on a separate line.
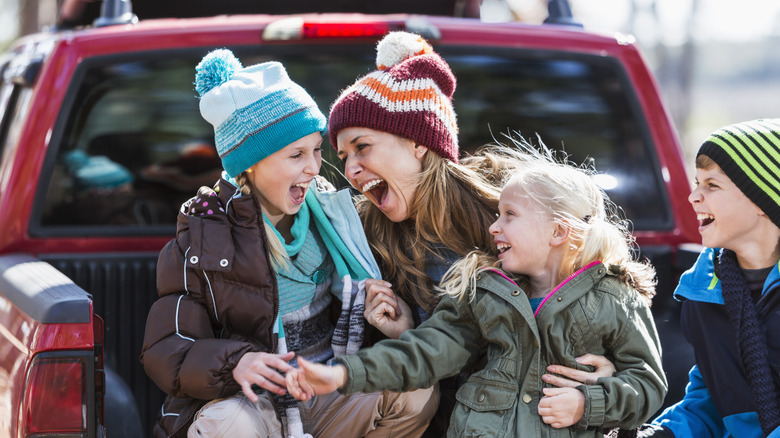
[140, 178, 279, 437]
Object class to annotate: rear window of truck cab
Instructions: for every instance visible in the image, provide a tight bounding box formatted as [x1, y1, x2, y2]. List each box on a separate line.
[32, 45, 670, 236]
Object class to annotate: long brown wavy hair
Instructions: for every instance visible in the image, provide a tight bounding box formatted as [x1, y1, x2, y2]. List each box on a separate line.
[357, 146, 525, 313]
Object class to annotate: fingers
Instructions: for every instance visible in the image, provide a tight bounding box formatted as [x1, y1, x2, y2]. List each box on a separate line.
[295, 357, 317, 396]
[233, 352, 296, 397]
[541, 371, 581, 388]
[297, 356, 314, 370]
[575, 354, 616, 378]
[544, 364, 595, 386]
[541, 417, 567, 429]
[372, 301, 398, 320]
[365, 279, 394, 297]
[267, 351, 296, 373]
[541, 387, 567, 397]
[256, 352, 295, 394]
[286, 369, 311, 401]
[575, 353, 609, 367]
[366, 281, 398, 307]
[241, 380, 259, 403]
[537, 400, 564, 428]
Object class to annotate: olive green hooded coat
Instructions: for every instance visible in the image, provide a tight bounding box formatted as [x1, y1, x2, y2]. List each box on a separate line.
[339, 263, 667, 437]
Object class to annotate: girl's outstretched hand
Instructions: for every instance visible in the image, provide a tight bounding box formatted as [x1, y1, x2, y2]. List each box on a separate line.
[286, 357, 348, 401]
[542, 354, 616, 388]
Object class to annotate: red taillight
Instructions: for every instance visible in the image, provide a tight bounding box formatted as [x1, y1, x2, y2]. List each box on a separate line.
[22, 356, 87, 435]
[94, 314, 106, 429]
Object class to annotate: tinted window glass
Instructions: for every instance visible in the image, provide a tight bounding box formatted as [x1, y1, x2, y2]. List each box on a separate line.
[40, 57, 218, 229]
[36, 45, 668, 234]
[446, 51, 669, 230]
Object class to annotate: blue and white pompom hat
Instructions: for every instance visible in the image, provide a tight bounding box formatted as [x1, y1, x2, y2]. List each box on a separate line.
[195, 49, 327, 178]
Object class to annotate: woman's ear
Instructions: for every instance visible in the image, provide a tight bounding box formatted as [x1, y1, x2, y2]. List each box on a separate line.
[550, 222, 570, 247]
[413, 144, 429, 160]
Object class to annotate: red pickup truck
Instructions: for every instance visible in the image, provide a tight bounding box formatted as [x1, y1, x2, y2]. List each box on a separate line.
[0, 1, 700, 436]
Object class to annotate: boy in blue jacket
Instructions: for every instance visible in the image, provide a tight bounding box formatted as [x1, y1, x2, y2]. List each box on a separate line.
[644, 119, 780, 438]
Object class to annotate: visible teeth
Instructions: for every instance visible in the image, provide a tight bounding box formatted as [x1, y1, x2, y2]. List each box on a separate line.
[294, 181, 310, 188]
[697, 213, 714, 221]
[361, 179, 383, 192]
[496, 243, 511, 251]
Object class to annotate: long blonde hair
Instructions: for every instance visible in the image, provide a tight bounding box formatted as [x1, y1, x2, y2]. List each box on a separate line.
[235, 171, 289, 271]
[358, 145, 525, 313]
[439, 138, 656, 306]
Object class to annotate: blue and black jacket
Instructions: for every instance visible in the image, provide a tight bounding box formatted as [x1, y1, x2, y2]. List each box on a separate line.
[652, 247, 780, 438]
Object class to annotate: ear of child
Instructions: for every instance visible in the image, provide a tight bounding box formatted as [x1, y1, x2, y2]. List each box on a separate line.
[550, 222, 570, 247]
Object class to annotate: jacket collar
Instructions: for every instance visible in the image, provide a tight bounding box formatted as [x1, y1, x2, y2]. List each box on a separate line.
[476, 262, 607, 318]
[675, 247, 780, 304]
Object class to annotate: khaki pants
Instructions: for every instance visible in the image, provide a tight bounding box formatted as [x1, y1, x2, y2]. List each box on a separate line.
[188, 386, 438, 438]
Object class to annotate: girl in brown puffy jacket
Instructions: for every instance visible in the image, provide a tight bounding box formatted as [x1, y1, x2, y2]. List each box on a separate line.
[140, 49, 436, 438]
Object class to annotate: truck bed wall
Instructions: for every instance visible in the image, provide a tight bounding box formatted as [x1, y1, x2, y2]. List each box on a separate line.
[42, 253, 165, 436]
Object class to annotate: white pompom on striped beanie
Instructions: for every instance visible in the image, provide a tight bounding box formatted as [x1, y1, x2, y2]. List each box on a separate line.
[697, 118, 780, 228]
[195, 49, 326, 178]
[328, 31, 459, 162]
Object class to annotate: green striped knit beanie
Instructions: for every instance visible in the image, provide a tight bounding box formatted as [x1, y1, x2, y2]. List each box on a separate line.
[697, 119, 780, 228]
[195, 49, 326, 178]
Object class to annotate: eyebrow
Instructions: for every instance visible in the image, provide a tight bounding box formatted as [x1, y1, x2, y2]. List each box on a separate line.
[348, 135, 363, 145]
[697, 173, 724, 184]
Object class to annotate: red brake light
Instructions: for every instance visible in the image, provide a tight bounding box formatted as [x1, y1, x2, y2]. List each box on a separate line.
[302, 22, 397, 38]
[22, 356, 87, 435]
[263, 17, 440, 41]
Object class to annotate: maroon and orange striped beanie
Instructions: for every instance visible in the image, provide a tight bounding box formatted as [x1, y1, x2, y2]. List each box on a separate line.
[328, 31, 459, 162]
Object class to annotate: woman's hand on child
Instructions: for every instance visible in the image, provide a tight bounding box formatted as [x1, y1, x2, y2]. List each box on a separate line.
[538, 387, 585, 428]
[542, 354, 616, 387]
[286, 357, 347, 401]
[364, 279, 414, 339]
[232, 351, 295, 402]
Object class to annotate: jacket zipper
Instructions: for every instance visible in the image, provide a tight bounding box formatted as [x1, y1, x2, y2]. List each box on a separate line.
[534, 260, 602, 318]
[254, 193, 280, 352]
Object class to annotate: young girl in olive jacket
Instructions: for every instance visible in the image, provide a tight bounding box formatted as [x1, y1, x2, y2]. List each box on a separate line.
[287, 143, 668, 437]
[140, 49, 436, 438]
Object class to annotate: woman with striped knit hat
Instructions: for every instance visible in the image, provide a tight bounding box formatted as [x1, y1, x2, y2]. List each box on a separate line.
[328, 32, 519, 435]
[327, 31, 617, 436]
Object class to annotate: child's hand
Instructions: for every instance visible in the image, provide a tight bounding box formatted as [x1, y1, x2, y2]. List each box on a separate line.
[542, 354, 616, 387]
[286, 357, 348, 401]
[537, 387, 585, 428]
[364, 279, 414, 339]
[232, 351, 295, 402]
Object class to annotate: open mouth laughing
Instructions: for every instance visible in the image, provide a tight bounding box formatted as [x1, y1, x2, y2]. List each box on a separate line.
[290, 180, 311, 204]
[361, 178, 388, 207]
[697, 213, 714, 227]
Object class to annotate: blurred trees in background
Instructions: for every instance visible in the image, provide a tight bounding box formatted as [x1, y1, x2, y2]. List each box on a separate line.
[8, 0, 780, 162]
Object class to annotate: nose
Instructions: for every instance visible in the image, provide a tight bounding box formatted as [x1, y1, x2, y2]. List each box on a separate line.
[343, 156, 362, 181]
[489, 218, 500, 235]
[688, 186, 702, 205]
[304, 153, 321, 176]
